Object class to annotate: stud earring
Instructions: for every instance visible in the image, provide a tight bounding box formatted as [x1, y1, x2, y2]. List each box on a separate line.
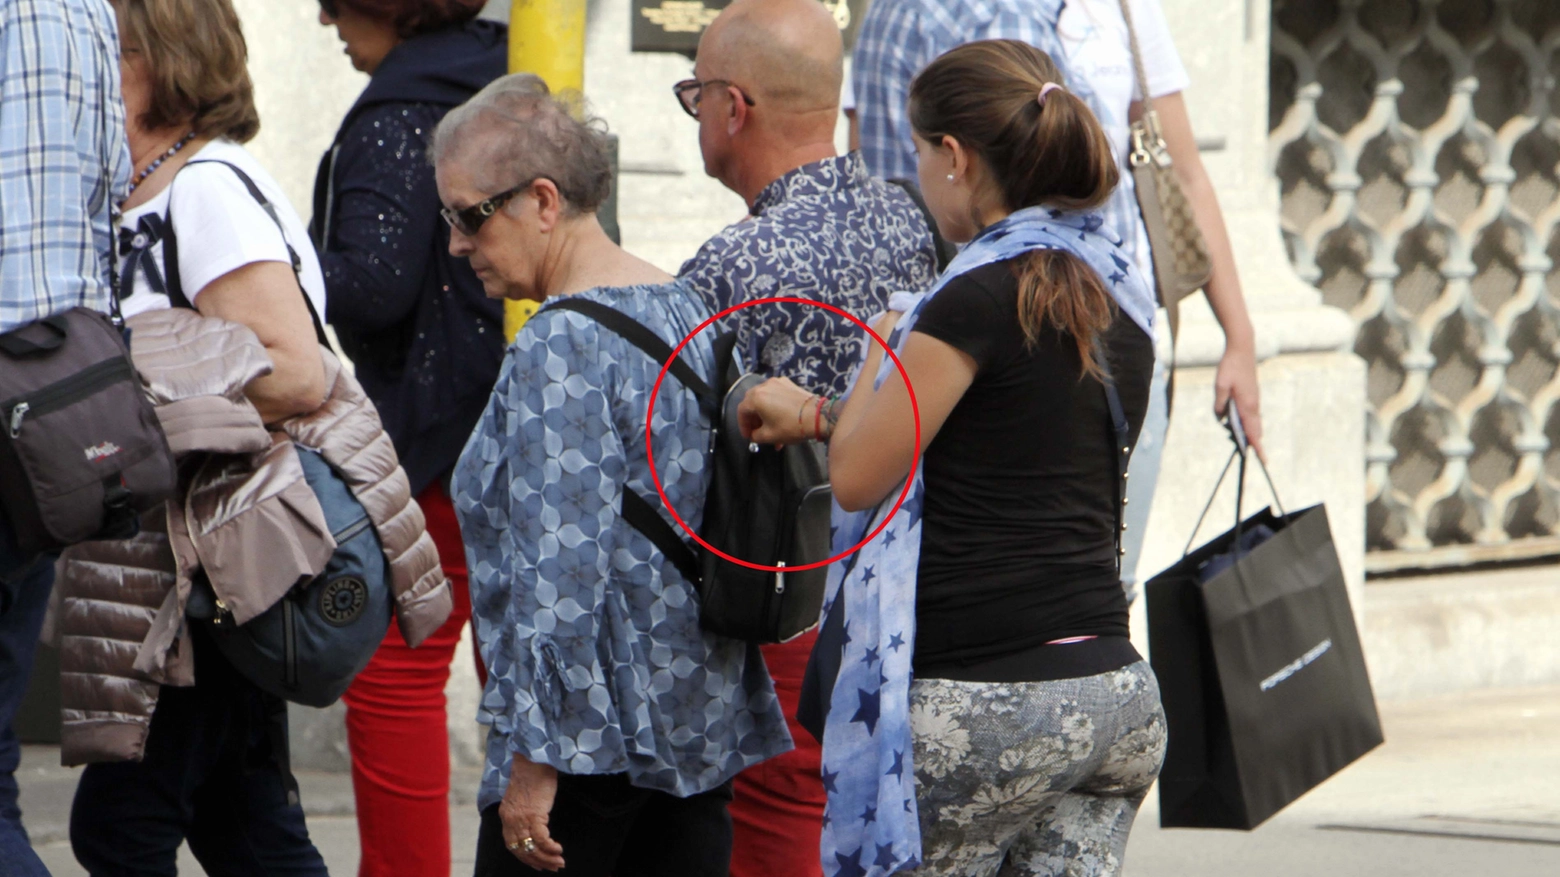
[946, 173, 955, 181]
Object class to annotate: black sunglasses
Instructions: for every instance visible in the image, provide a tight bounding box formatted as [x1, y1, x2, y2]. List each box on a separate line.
[440, 179, 542, 237]
[672, 78, 756, 120]
[318, 0, 340, 17]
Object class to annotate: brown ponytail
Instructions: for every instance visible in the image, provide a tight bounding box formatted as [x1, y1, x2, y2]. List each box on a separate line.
[909, 39, 1121, 379]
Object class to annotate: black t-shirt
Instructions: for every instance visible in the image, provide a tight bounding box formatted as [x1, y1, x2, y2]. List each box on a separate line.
[910, 259, 1154, 678]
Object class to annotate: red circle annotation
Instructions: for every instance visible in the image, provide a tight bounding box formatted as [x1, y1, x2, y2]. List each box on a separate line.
[642, 295, 921, 574]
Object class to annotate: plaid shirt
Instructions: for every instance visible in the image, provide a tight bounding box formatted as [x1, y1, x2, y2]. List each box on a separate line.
[853, 0, 1156, 286]
[0, 0, 128, 333]
[853, 0, 1071, 184]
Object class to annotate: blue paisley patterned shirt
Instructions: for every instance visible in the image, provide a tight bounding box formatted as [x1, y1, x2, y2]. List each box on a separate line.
[453, 282, 792, 811]
[679, 152, 938, 396]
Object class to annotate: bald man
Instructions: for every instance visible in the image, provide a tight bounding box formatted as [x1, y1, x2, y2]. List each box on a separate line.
[678, 0, 935, 394]
[674, 3, 938, 876]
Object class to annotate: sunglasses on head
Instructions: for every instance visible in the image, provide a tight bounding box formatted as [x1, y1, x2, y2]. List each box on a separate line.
[440, 178, 544, 237]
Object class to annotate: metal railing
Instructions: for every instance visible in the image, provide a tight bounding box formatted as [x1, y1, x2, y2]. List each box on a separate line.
[1270, 0, 1560, 571]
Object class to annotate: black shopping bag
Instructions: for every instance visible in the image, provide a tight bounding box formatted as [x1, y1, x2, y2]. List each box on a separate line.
[1146, 429, 1383, 830]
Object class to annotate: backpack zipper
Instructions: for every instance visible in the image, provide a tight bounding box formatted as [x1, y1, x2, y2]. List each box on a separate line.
[764, 476, 799, 627]
[6, 357, 135, 438]
[332, 514, 372, 544]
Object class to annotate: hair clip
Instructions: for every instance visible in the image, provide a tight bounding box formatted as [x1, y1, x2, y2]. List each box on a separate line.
[1037, 82, 1064, 106]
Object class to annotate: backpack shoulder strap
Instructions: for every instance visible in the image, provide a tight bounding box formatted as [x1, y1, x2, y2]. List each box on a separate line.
[543, 297, 718, 403]
[539, 295, 710, 587]
[886, 177, 953, 273]
[167, 159, 329, 347]
[620, 490, 701, 585]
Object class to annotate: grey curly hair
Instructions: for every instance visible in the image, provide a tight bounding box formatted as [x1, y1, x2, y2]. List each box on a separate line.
[430, 73, 613, 214]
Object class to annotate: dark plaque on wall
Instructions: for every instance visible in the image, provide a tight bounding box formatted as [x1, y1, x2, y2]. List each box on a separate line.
[631, 0, 870, 56]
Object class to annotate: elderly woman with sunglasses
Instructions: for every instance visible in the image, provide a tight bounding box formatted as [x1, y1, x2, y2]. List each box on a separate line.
[434, 74, 791, 877]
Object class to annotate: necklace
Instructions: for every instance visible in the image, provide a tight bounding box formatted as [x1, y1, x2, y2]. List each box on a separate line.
[128, 131, 197, 193]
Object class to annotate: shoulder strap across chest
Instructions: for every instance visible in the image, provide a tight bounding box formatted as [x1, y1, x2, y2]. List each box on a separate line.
[161, 159, 329, 347]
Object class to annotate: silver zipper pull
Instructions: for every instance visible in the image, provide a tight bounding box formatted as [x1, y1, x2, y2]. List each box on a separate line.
[8, 403, 28, 438]
[774, 561, 786, 594]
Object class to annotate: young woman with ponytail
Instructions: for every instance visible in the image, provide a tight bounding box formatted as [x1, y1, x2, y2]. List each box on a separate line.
[738, 39, 1166, 877]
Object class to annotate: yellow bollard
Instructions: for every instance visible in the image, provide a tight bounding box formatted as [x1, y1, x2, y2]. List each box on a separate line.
[503, 0, 589, 341]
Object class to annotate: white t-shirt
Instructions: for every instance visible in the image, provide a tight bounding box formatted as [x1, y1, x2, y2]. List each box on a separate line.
[117, 139, 327, 322]
[1058, 0, 1190, 280]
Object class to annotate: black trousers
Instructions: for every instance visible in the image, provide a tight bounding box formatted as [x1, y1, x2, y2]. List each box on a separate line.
[474, 772, 734, 877]
[68, 628, 326, 877]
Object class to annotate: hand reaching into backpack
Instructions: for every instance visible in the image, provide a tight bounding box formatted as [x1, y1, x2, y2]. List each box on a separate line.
[739, 311, 901, 447]
[739, 377, 828, 446]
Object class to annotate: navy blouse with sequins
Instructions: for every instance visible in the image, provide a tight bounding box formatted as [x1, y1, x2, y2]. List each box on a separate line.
[310, 21, 508, 495]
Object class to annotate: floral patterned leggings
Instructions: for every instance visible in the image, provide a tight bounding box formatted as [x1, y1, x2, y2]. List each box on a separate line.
[909, 661, 1168, 877]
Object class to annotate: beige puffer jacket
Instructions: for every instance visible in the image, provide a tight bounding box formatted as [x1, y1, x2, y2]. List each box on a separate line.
[53, 308, 451, 765]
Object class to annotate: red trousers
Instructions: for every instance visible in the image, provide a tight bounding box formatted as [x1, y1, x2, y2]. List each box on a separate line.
[344, 485, 484, 877]
[729, 630, 826, 877]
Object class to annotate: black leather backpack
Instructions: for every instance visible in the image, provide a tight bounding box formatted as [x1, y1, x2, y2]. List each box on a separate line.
[545, 298, 832, 644]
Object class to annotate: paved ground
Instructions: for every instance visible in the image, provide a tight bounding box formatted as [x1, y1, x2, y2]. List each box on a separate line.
[20, 686, 1560, 875]
[1124, 686, 1560, 876]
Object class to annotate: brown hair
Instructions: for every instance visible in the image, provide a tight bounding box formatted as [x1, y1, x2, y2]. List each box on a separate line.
[335, 0, 485, 39]
[114, 0, 260, 143]
[430, 74, 613, 214]
[910, 39, 1121, 379]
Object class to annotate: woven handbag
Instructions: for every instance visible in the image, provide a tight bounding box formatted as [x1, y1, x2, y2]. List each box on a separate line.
[1119, 0, 1212, 342]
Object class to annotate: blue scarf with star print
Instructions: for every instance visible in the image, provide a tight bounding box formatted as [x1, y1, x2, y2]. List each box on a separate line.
[817, 205, 1154, 877]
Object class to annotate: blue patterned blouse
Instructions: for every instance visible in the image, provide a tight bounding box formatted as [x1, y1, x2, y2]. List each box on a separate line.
[679, 152, 938, 396]
[452, 282, 792, 811]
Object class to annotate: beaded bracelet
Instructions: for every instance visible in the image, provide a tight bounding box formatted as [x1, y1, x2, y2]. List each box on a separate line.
[822, 395, 843, 428]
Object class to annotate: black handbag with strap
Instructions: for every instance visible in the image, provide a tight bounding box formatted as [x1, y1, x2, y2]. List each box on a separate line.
[0, 304, 177, 558]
